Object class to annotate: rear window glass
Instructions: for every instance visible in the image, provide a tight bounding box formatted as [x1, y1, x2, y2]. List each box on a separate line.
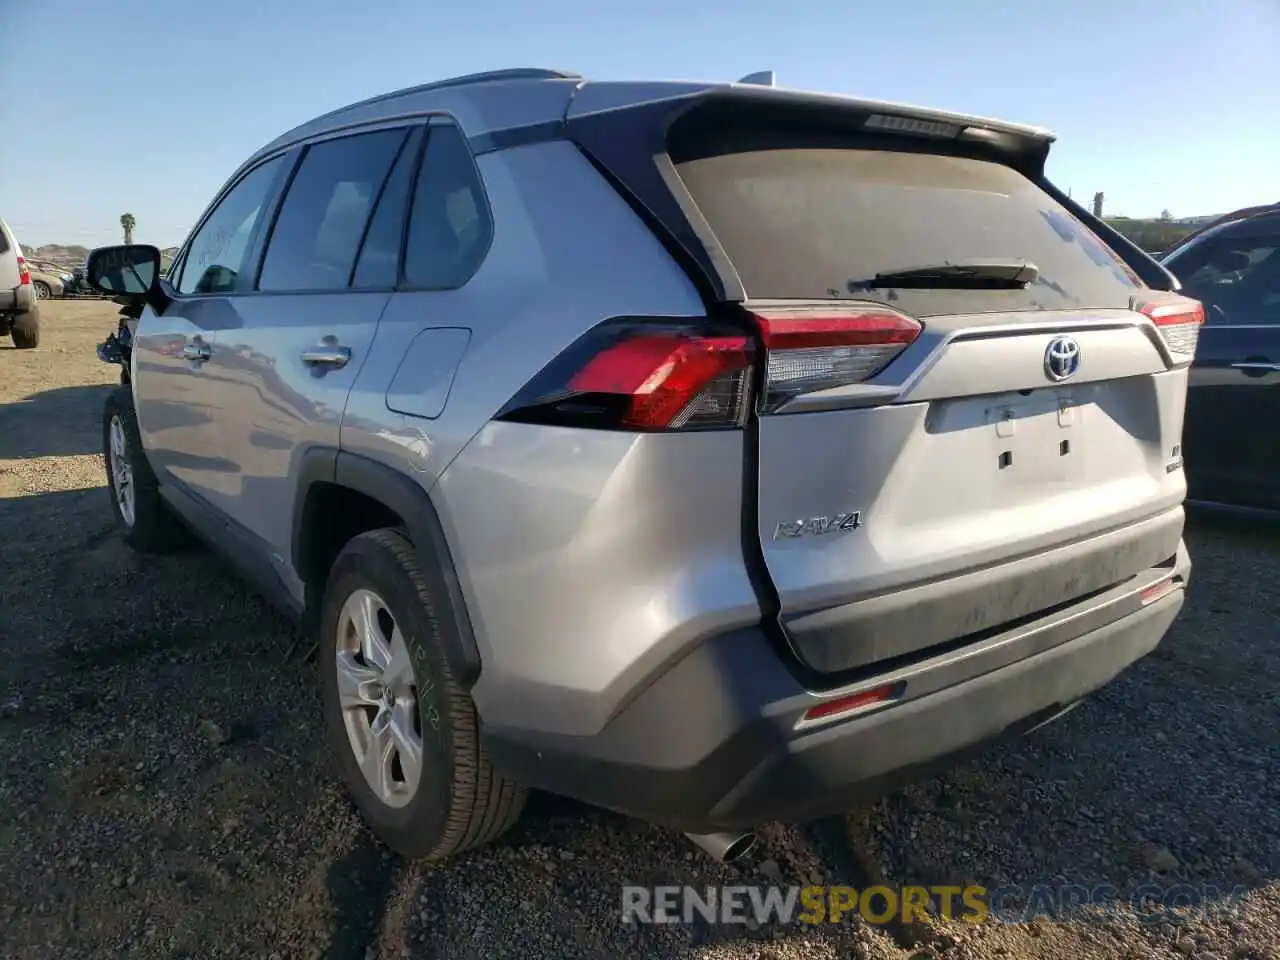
[675, 148, 1142, 316]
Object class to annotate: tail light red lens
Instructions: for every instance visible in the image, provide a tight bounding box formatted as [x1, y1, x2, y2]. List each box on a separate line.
[497, 319, 755, 432]
[1134, 293, 1204, 359]
[16, 256, 30, 285]
[746, 304, 923, 412]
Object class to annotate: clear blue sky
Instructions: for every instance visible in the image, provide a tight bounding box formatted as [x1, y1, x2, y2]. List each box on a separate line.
[2, 0, 1276, 249]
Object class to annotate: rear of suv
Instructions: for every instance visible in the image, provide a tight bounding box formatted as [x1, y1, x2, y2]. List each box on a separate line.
[86, 69, 1196, 862]
[0, 217, 41, 348]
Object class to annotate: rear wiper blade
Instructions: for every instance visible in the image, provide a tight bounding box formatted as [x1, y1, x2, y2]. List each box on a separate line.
[851, 259, 1041, 290]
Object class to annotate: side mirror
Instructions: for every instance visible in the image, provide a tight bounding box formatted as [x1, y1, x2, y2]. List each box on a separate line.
[85, 244, 162, 298]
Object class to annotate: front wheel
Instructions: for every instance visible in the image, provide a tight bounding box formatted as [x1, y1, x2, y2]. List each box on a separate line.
[33, 280, 51, 300]
[319, 529, 526, 859]
[102, 386, 188, 552]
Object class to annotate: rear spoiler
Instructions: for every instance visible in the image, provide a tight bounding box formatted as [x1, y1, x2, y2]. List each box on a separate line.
[563, 83, 1178, 301]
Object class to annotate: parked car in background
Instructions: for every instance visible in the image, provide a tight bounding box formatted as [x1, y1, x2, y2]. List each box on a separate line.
[28, 267, 66, 300]
[1162, 204, 1280, 511]
[0, 217, 41, 348]
[86, 68, 1196, 865]
[62, 265, 91, 295]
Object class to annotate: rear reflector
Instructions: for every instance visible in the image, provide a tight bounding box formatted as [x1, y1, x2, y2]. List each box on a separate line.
[1134, 294, 1203, 359]
[746, 305, 922, 412]
[496, 319, 754, 432]
[799, 681, 904, 727]
[1140, 576, 1179, 606]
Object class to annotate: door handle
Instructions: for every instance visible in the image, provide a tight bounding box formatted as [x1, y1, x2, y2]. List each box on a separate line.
[1230, 361, 1279, 375]
[301, 341, 352, 368]
[182, 339, 211, 363]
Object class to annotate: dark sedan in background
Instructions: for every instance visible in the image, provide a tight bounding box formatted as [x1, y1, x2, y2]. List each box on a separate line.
[1163, 204, 1280, 511]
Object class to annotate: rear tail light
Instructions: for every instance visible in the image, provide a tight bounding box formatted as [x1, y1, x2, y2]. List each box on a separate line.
[496, 319, 754, 432]
[1134, 293, 1203, 359]
[496, 305, 922, 432]
[16, 256, 30, 285]
[746, 304, 923, 412]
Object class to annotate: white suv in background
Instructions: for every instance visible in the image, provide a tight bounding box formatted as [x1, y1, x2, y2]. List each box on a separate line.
[0, 218, 41, 348]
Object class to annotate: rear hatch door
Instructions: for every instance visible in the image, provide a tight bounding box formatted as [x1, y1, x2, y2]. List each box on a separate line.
[569, 88, 1196, 676]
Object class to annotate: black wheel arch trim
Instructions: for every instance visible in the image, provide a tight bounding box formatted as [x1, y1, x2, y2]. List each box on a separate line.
[292, 448, 482, 687]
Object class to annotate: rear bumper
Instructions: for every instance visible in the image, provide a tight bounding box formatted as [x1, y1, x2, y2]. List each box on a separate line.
[0, 285, 35, 315]
[4, 284, 35, 314]
[483, 542, 1189, 831]
[784, 506, 1186, 674]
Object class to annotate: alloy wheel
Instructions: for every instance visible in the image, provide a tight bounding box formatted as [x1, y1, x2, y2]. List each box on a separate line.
[335, 588, 423, 808]
[107, 415, 135, 527]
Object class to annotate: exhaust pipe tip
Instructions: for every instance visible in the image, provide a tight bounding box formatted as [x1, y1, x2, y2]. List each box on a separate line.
[684, 830, 757, 864]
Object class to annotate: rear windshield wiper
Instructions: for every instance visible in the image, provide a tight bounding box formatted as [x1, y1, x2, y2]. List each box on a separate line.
[849, 259, 1041, 290]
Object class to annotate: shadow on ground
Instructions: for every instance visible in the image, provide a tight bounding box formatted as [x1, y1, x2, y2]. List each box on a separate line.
[0, 383, 115, 459]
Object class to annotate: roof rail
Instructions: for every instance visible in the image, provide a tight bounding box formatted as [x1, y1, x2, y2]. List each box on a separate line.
[425, 67, 583, 92]
[310, 68, 583, 126]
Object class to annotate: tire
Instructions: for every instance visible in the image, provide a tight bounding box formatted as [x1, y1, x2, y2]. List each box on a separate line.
[102, 386, 188, 552]
[10, 309, 39, 349]
[320, 528, 526, 859]
[33, 280, 51, 300]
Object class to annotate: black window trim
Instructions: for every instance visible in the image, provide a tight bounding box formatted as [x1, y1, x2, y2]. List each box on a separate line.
[394, 116, 496, 293]
[347, 125, 424, 290]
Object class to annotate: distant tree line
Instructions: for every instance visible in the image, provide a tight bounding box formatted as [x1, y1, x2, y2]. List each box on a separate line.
[1103, 217, 1195, 255]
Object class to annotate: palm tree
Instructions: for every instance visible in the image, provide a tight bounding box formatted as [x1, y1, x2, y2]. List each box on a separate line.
[120, 213, 136, 245]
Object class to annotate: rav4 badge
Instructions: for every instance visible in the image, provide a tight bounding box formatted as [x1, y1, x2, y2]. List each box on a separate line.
[773, 511, 863, 540]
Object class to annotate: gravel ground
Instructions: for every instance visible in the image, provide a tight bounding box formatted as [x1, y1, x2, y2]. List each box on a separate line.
[0, 300, 1276, 960]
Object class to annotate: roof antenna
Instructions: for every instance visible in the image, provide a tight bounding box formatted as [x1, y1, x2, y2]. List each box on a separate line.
[737, 70, 776, 87]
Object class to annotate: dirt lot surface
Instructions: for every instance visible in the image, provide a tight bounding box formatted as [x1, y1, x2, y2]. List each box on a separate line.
[1, 300, 1277, 960]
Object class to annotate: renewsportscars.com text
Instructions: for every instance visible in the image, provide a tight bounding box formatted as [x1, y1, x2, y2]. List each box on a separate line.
[622, 884, 1249, 927]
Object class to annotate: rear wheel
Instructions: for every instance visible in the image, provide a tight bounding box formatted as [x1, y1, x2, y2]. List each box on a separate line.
[319, 528, 526, 859]
[10, 309, 39, 349]
[33, 280, 51, 300]
[102, 386, 188, 552]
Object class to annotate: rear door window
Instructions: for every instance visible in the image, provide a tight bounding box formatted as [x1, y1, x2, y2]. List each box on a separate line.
[675, 146, 1142, 316]
[1171, 232, 1280, 325]
[258, 128, 407, 292]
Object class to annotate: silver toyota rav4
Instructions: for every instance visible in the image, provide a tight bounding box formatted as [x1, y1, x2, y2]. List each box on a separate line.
[87, 68, 1198, 863]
